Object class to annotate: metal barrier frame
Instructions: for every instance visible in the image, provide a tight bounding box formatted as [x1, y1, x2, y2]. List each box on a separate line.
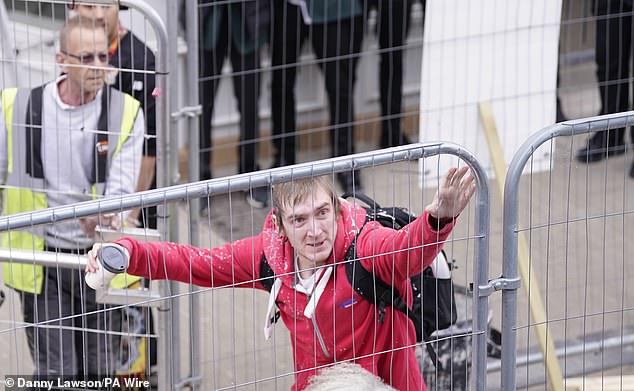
[0, 143, 491, 390]
[0, 0, 172, 389]
[501, 110, 634, 390]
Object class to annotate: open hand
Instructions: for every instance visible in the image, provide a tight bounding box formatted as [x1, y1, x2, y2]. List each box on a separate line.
[425, 166, 476, 220]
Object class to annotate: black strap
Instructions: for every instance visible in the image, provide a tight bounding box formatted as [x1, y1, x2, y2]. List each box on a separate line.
[25, 86, 44, 179]
[344, 238, 415, 325]
[341, 192, 382, 209]
[425, 341, 442, 370]
[342, 192, 415, 230]
[259, 254, 275, 292]
[259, 254, 281, 324]
[91, 88, 110, 185]
[344, 234, 445, 368]
[344, 236, 445, 369]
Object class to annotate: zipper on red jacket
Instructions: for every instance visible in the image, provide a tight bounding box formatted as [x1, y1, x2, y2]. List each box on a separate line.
[309, 315, 330, 358]
[302, 266, 333, 358]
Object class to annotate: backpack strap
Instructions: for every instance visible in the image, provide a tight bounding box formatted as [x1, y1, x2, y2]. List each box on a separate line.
[341, 192, 382, 208]
[259, 254, 281, 328]
[344, 238, 444, 368]
[91, 87, 110, 185]
[344, 238, 414, 324]
[259, 253, 275, 292]
[24, 85, 45, 179]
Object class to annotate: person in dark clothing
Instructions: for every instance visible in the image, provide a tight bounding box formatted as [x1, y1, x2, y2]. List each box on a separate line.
[196, 0, 270, 209]
[367, 0, 416, 149]
[72, 3, 158, 227]
[576, 0, 634, 177]
[108, 21, 158, 227]
[270, 1, 364, 193]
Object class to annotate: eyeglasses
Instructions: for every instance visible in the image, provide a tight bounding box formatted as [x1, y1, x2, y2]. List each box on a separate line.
[61, 50, 109, 65]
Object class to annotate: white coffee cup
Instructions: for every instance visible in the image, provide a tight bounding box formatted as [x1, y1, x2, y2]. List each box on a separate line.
[85, 244, 129, 290]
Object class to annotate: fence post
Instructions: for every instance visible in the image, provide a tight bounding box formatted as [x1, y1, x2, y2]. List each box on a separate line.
[116, 1, 173, 389]
[501, 111, 634, 390]
[183, 1, 202, 389]
[435, 145, 491, 391]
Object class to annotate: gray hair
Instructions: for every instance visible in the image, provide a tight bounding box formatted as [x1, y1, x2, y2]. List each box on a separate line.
[304, 363, 395, 391]
[59, 16, 106, 52]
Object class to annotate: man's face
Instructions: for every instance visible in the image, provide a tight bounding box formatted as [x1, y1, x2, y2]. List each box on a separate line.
[73, 5, 119, 39]
[280, 186, 338, 269]
[60, 26, 108, 94]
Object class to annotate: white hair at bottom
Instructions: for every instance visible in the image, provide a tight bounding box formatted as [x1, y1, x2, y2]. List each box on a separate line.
[304, 362, 395, 391]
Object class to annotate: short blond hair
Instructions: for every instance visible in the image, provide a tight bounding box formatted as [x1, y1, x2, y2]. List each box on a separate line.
[59, 16, 106, 52]
[272, 176, 340, 231]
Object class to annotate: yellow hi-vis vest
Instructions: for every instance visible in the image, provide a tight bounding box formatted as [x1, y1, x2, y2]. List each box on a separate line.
[1, 85, 141, 294]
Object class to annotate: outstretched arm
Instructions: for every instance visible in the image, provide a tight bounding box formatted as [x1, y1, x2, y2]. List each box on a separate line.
[358, 166, 476, 283]
[86, 235, 263, 289]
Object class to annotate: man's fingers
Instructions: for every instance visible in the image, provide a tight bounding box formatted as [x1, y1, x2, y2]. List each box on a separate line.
[443, 167, 458, 188]
[109, 215, 122, 230]
[444, 166, 468, 190]
[80, 216, 97, 236]
[465, 182, 477, 201]
[92, 213, 123, 230]
[451, 166, 469, 186]
[85, 243, 102, 272]
[459, 172, 475, 191]
[456, 181, 476, 213]
[99, 213, 114, 226]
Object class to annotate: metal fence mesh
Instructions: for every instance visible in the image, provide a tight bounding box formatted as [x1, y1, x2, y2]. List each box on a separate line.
[2, 0, 634, 390]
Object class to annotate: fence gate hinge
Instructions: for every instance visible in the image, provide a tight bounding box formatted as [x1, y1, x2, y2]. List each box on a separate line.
[477, 276, 521, 297]
[171, 105, 202, 120]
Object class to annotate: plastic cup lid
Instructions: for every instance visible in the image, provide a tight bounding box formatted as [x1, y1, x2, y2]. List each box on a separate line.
[98, 246, 127, 273]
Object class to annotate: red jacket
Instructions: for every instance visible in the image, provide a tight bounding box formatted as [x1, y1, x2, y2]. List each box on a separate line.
[117, 200, 454, 390]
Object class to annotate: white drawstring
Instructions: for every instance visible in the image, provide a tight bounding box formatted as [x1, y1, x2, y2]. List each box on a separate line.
[263, 264, 334, 340]
[304, 266, 333, 319]
[288, 0, 313, 24]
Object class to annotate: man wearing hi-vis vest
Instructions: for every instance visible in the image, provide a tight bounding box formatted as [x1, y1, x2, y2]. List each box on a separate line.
[0, 17, 144, 377]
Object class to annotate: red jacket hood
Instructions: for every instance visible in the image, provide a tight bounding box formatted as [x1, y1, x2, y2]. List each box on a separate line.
[260, 199, 368, 287]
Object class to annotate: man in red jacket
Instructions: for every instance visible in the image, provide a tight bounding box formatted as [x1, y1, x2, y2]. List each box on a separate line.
[87, 167, 475, 390]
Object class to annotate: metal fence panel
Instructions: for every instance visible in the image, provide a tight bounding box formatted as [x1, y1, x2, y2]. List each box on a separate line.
[0, 144, 490, 390]
[501, 111, 634, 390]
[0, 0, 170, 388]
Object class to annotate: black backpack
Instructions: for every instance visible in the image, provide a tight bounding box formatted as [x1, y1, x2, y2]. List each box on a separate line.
[258, 193, 458, 364]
